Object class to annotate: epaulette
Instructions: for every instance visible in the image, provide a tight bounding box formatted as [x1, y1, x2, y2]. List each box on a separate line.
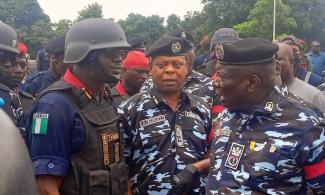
[25, 71, 47, 82]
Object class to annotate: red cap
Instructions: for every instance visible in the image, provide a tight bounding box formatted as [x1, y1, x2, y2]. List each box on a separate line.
[122, 51, 149, 69]
[17, 42, 27, 56]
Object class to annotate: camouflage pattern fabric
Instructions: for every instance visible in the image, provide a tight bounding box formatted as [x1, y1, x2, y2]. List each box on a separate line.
[206, 86, 325, 194]
[118, 88, 211, 195]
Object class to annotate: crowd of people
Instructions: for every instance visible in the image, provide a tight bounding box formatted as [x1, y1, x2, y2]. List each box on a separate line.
[0, 17, 324, 195]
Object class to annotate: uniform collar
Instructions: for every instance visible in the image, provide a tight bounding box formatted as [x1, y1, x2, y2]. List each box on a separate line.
[114, 81, 126, 96]
[63, 68, 94, 96]
[253, 86, 283, 115]
[147, 87, 190, 109]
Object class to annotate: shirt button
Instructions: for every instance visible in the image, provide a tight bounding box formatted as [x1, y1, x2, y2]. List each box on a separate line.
[33, 161, 39, 168]
[48, 163, 55, 169]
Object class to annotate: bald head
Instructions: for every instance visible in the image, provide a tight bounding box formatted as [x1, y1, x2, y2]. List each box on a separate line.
[276, 42, 295, 85]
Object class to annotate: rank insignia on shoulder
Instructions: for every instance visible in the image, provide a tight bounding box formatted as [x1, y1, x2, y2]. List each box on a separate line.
[225, 142, 245, 170]
[264, 102, 274, 112]
[31, 113, 49, 135]
[269, 145, 277, 153]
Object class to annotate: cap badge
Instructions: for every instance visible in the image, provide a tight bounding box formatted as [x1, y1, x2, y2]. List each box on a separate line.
[12, 39, 17, 48]
[171, 42, 181, 53]
[264, 102, 274, 112]
[181, 31, 187, 39]
[216, 44, 224, 60]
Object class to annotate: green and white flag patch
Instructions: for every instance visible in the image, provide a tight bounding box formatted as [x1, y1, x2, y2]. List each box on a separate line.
[31, 113, 49, 134]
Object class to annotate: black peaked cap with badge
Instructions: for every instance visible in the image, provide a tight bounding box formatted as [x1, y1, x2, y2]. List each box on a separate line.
[45, 35, 65, 54]
[216, 37, 279, 65]
[146, 36, 193, 58]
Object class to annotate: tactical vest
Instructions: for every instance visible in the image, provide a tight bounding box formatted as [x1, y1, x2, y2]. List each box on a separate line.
[40, 80, 128, 195]
[0, 83, 34, 136]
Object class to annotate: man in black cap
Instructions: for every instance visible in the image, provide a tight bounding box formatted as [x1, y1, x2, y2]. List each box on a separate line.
[206, 38, 325, 194]
[119, 36, 211, 194]
[22, 35, 69, 96]
[204, 28, 240, 77]
[0, 21, 34, 137]
[129, 37, 146, 53]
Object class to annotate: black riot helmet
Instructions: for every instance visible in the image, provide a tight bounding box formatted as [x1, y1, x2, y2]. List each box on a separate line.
[0, 21, 19, 54]
[64, 18, 130, 64]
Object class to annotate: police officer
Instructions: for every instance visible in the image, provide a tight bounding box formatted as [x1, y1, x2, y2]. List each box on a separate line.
[22, 35, 68, 96]
[0, 21, 34, 136]
[111, 51, 149, 106]
[207, 38, 325, 194]
[26, 18, 130, 195]
[129, 37, 146, 52]
[119, 36, 211, 194]
[0, 109, 37, 195]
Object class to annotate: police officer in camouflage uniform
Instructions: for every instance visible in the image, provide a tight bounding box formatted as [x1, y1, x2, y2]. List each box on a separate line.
[26, 18, 130, 195]
[0, 21, 34, 137]
[207, 38, 325, 194]
[119, 36, 211, 194]
[22, 35, 69, 96]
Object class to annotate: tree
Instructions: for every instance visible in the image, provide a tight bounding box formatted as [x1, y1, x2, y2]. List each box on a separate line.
[166, 14, 181, 33]
[76, 2, 103, 22]
[201, 0, 257, 33]
[52, 19, 72, 36]
[234, 0, 297, 40]
[118, 13, 165, 46]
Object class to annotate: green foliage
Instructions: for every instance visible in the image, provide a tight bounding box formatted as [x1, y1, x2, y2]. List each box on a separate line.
[166, 14, 181, 33]
[76, 2, 103, 22]
[118, 13, 165, 47]
[52, 19, 72, 36]
[234, 0, 297, 40]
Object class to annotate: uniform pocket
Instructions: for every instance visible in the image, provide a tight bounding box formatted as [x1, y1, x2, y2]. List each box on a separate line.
[89, 170, 110, 195]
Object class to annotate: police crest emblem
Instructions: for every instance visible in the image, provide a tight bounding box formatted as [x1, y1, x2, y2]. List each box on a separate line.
[171, 42, 181, 53]
[225, 142, 245, 170]
[264, 102, 274, 112]
[216, 44, 224, 60]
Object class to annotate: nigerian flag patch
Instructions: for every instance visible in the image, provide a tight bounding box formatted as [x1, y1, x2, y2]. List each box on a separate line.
[31, 113, 49, 134]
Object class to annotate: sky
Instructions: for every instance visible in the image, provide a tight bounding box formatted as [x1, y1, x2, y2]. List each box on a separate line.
[37, 0, 204, 23]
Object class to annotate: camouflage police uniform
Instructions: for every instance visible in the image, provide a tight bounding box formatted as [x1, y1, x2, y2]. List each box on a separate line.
[206, 38, 325, 194]
[119, 37, 211, 195]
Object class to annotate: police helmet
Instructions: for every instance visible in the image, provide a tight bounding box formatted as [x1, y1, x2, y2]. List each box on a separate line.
[0, 21, 19, 54]
[64, 18, 130, 64]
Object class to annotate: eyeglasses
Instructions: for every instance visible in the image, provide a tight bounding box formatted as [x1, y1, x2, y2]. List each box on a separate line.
[0, 51, 17, 64]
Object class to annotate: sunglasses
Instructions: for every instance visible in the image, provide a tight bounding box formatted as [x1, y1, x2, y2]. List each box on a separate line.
[0, 51, 17, 64]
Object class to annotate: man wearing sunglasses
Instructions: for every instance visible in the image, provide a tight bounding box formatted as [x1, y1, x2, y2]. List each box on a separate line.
[26, 18, 130, 195]
[0, 21, 34, 137]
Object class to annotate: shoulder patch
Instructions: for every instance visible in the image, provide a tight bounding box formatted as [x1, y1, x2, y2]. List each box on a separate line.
[31, 113, 49, 134]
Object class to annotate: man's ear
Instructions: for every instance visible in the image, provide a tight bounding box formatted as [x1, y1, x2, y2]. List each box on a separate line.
[246, 75, 261, 93]
[275, 60, 281, 76]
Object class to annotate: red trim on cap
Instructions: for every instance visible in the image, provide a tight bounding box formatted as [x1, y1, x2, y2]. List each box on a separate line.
[303, 159, 325, 179]
[212, 105, 224, 113]
[114, 81, 126, 96]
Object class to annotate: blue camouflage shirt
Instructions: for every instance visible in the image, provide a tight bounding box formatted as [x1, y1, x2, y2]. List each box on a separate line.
[206, 87, 325, 194]
[118, 88, 211, 195]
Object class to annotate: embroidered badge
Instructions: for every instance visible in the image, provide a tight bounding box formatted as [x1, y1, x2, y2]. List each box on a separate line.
[175, 125, 184, 147]
[216, 44, 224, 60]
[31, 113, 49, 134]
[101, 132, 120, 166]
[264, 102, 274, 112]
[171, 42, 182, 53]
[225, 142, 245, 170]
[185, 111, 200, 120]
[269, 145, 277, 153]
[139, 115, 166, 128]
[215, 128, 232, 138]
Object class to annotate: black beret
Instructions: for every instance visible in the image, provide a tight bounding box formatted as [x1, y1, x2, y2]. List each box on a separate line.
[146, 36, 193, 57]
[217, 37, 279, 65]
[45, 35, 65, 54]
[166, 30, 195, 45]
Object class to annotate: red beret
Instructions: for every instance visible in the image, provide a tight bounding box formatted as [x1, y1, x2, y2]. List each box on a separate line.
[122, 51, 149, 69]
[16, 42, 27, 56]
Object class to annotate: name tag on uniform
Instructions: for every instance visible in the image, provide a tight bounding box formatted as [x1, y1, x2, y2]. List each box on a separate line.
[215, 128, 232, 138]
[175, 125, 184, 147]
[225, 142, 245, 170]
[139, 115, 166, 128]
[185, 111, 200, 120]
[101, 132, 120, 166]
